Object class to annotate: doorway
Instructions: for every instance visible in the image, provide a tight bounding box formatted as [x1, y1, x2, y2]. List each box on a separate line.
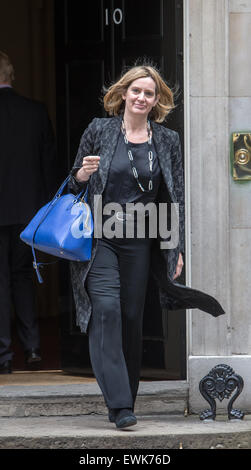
[54, 0, 186, 380]
[0, 0, 60, 372]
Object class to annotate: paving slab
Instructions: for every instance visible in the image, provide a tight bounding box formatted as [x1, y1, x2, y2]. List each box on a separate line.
[0, 413, 250, 449]
[0, 380, 189, 417]
[0, 380, 188, 397]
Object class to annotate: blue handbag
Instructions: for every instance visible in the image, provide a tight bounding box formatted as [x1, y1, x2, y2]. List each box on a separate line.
[20, 175, 93, 283]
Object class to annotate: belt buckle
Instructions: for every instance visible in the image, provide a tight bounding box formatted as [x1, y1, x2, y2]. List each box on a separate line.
[115, 211, 133, 221]
[116, 211, 125, 221]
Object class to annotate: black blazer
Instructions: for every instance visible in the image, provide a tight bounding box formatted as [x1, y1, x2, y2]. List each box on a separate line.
[0, 87, 56, 225]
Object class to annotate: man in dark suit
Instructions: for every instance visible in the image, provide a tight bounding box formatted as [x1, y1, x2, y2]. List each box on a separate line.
[0, 51, 56, 373]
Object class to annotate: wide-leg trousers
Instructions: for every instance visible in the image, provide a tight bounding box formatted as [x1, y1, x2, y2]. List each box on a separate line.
[0, 225, 40, 364]
[86, 236, 152, 409]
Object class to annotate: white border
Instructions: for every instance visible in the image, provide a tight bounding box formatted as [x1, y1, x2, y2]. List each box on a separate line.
[183, 0, 192, 380]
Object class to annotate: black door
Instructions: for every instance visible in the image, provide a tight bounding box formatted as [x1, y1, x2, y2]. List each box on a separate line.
[55, 0, 186, 379]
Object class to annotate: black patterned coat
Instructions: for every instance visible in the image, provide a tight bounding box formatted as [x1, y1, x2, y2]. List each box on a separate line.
[68, 116, 225, 333]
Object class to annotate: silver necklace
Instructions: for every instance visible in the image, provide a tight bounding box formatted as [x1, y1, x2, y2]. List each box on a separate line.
[121, 119, 153, 192]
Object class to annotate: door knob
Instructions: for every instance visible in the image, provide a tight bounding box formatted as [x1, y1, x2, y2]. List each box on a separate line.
[231, 132, 251, 180]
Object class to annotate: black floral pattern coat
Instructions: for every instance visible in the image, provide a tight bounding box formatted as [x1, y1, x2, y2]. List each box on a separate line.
[68, 116, 225, 333]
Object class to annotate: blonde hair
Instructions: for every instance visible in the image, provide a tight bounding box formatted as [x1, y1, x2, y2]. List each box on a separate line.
[0, 51, 15, 84]
[103, 65, 175, 123]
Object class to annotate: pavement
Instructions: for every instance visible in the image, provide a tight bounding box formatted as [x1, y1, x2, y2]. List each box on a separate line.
[0, 412, 251, 449]
[0, 375, 251, 449]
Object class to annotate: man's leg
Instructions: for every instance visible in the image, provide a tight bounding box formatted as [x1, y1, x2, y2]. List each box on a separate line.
[0, 226, 13, 365]
[10, 225, 40, 356]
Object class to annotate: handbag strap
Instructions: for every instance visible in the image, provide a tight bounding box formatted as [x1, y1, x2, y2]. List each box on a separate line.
[32, 252, 56, 284]
[32, 175, 88, 283]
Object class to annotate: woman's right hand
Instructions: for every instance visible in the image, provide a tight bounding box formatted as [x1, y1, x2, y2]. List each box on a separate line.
[75, 156, 100, 182]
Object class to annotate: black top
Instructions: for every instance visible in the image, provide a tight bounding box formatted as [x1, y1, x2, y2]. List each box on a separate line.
[103, 131, 161, 207]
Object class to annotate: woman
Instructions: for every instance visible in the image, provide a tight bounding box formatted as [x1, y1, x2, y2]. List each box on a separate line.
[69, 64, 225, 429]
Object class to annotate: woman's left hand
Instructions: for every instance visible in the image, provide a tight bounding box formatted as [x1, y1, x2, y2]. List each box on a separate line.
[173, 252, 184, 280]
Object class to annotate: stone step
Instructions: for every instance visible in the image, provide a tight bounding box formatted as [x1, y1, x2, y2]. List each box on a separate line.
[0, 413, 251, 449]
[0, 380, 188, 418]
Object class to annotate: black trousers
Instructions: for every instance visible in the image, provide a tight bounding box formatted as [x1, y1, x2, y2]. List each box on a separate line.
[0, 225, 40, 364]
[86, 236, 152, 410]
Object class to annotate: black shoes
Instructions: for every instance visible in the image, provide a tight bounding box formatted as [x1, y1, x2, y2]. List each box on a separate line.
[108, 408, 137, 429]
[25, 348, 42, 365]
[0, 360, 12, 374]
[0, 350, 41, 373]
